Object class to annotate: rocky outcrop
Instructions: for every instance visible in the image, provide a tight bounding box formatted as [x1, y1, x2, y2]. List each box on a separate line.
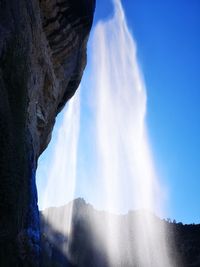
[40, 199, 200, 267]
[0, 0, 95, 266]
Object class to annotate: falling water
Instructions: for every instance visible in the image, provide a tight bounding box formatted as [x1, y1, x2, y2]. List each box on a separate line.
[90, 0, 173, 266]
[41, 89, 80, 258]
[39, 0, 175, 266]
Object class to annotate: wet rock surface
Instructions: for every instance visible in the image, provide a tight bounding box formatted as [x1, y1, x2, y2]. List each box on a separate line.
[0, 1, 95, 266]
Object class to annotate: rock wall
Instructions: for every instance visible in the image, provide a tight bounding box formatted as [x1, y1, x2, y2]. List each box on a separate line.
[40, 199, 200, 267]
[0, 0, 95, 266]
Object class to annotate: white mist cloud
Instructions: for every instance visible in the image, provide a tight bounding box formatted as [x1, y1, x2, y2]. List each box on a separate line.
[37, 0, 175, 265]
[41, 90, 80, 210]
[41, 89, 80, 240]
[90, 0, 174, 266]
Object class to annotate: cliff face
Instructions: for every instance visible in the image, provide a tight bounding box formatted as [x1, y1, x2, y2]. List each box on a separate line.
[40, 199, 200, 267]
[0, 1, 95, 266]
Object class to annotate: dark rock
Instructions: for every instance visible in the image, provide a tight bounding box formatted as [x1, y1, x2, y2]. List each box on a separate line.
[40, 199, 200, 267]
[0, 0, 95, 266]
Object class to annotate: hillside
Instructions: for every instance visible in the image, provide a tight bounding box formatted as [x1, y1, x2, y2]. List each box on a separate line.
[40, 199, 200, 267]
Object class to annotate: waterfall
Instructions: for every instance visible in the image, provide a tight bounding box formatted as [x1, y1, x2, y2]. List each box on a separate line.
[39, 0, 175, 266]
[41, 89, 80, 256]
[90, 0, 173, 266]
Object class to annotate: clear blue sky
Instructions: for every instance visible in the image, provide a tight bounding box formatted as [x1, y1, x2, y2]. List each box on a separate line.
[108, 0, 200, 223]
[37, 0, 200, 224]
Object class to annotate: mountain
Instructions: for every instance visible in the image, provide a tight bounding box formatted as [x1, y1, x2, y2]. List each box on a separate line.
[40, 198, 200, 267]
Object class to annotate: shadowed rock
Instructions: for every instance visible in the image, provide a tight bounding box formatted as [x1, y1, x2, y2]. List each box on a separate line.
[0, 0, 95, 266]
[41, 199, 200, 267]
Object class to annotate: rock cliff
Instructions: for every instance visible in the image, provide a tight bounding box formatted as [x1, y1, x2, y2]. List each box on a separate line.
[40, 199, 200, 267]
[0, 0, 95, 266]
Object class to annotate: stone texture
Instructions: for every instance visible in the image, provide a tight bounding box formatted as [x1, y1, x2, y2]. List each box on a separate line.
[40, 199, 200, 267]
[0, 0, 95, 266]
